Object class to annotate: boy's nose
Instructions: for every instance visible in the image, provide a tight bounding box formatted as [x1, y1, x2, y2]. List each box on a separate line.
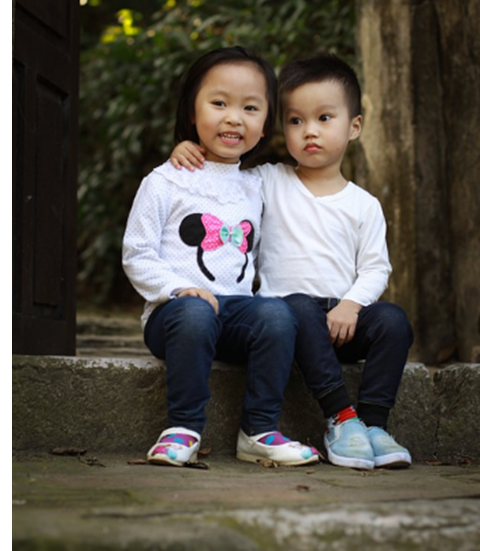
[304, 122, 319, 136]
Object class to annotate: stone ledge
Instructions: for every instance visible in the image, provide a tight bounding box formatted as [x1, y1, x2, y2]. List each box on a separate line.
[12, 356, 480, 462]
[433, 364, 480, 461]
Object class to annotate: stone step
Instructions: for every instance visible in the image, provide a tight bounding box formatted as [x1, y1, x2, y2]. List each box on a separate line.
[76, 313, 142, 337]
[76, 335, 152, 358]
[76, 313, 150, 357]
[12, 355, 480, 463]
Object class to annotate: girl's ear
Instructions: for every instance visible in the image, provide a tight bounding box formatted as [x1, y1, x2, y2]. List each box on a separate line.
[349, 115, 362, 141]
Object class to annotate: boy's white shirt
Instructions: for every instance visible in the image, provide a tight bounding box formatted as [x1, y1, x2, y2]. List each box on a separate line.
[250, 163, 392, 306]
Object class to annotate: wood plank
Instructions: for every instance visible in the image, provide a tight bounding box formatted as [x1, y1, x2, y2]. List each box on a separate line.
[13, 0, 79, 355]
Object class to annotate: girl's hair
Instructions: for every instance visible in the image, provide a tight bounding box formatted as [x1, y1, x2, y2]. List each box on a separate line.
[278, 52, 362, 119]
[174, 46, 277, 163]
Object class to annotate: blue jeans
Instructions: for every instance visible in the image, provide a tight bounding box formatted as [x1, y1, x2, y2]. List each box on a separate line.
[144, 295, 297, 436]
[282, 294, 414, 428]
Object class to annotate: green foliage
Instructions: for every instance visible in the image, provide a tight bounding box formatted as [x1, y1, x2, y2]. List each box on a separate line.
[78, 0, 355, 305]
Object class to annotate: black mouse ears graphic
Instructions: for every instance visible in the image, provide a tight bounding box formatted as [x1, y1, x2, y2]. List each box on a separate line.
[179, 213, 254, 283]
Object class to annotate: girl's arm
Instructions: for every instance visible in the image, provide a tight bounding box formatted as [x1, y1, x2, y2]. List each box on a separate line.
[177, 287, 218, 314]
[122, 173, 200, 304]
[170, 141, 206, 171]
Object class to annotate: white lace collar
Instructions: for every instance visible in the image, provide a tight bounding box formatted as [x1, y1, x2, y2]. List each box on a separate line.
[154, 160, 261, 204]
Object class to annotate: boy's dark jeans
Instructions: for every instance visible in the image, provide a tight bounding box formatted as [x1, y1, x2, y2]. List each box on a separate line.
[283, 293, 414, 428]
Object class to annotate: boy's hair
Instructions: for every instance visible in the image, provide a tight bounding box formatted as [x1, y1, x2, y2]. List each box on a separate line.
[174, 46, 277, 163]
[278, 52, 362, 119]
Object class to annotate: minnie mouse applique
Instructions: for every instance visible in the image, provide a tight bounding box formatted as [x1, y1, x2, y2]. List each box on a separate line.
[179, 213, 254, 283]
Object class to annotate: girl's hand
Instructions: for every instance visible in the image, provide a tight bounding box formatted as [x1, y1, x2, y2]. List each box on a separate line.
[326, 300, 362, 347]
[170, 141, 206, 171]
[177, 287, 219, 314]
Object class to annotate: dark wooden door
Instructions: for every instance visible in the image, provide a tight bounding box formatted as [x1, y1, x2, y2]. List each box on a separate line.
[13, 0, 79, 355]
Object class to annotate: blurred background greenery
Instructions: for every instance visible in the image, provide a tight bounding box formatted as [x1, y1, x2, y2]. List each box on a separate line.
[78, 0, 356, 308]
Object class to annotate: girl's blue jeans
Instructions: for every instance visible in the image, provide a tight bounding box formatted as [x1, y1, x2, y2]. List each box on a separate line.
[144, 295, 297, 436]
[282, 293, 414, 428]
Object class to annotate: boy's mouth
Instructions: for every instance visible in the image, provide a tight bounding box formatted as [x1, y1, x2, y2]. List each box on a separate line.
[304, 143, 321, 152]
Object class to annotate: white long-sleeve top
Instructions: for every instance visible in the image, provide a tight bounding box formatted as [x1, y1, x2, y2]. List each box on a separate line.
[251, 163, 392, 306]
[122, 161, 263, 327]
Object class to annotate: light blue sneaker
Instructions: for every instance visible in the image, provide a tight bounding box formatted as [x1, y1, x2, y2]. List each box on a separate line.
[324, 418, 375, 470]
[367, 426, 412, 468]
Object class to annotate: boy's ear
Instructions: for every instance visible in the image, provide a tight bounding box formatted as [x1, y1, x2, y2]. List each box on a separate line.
[349, 115, 362, 141]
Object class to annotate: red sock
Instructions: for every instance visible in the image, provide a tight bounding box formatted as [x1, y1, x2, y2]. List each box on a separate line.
[333, 405, 358, 424]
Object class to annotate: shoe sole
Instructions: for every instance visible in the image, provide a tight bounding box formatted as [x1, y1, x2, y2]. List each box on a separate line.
[326, 448, 375, 470]
[236, 450, 319, 467]
[324, 436, 375, 470]
[374, 452, 412, 469]
[147, 452, 198, 467]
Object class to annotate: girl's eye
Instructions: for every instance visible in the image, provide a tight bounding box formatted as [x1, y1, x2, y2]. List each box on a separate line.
[212, 100, 226, 107]
[245, 105, 259, 112]
[288, 117, 302, 125]
[319, 114, 331, 122]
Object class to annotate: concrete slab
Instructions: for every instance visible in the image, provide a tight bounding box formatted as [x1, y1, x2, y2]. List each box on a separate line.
[12, 452, 480, 551]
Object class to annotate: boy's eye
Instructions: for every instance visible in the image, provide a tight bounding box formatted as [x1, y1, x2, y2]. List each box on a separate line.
[319, 114, 331, 122]
[288, 117, 302, 125]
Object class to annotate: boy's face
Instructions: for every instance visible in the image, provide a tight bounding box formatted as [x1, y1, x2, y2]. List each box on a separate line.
[282, 80, 361, 172]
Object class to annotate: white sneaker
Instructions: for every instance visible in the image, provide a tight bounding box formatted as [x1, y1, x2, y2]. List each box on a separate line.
[236, 429, 319, 466]
[147, 427, 201, 467]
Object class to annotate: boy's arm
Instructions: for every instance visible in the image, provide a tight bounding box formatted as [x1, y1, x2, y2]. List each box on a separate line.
[328, 198, 391, 345]
[169, 142, 267, 177]
[170, 141, 205, 171]
[342, 198, 391, 306]
[327, 300, 362, 347]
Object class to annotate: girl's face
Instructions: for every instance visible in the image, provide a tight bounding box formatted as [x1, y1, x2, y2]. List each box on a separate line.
[193, 62, 268, 164]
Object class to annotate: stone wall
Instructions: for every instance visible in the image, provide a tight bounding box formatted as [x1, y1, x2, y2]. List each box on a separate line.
[356, 0, 480, 363]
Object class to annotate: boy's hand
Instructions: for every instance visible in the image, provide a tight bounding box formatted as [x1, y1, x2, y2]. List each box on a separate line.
[327, 300, 362, 347]
[170, 141, 205, 171]
[177, 287, 219, 314]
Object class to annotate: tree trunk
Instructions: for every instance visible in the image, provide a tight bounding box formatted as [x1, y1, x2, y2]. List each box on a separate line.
[356, 0, 480, 363]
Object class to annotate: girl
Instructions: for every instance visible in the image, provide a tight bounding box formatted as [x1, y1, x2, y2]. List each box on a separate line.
[122, 47, 318, 468]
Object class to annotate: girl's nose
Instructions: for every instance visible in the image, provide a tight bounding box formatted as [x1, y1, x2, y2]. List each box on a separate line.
[225, 109, 241, 125]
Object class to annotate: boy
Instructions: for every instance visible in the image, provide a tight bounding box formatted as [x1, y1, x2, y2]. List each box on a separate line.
[171, 53, 414, 470]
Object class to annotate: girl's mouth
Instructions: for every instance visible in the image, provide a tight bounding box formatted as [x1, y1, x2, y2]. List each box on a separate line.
[219, 133, 243, 144]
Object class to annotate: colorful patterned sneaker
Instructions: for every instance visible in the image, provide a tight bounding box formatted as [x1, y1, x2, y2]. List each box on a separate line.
[236, 429, 319, 466]
[147, 427, 201, 467]
[324, 418, 375, 470]
[367, 426, 412, 468]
